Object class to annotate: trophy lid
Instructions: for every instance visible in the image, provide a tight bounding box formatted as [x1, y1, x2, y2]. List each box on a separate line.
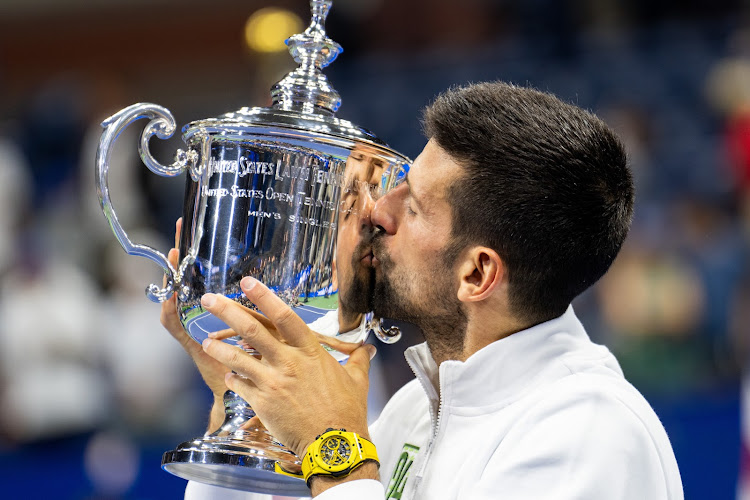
[183, 0, 406, 161]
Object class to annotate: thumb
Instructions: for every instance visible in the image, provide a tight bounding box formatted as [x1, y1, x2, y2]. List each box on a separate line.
[344, 343, 376, 380]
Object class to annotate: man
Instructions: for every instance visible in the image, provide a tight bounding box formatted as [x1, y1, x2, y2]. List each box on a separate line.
[162, 82, 683, 499]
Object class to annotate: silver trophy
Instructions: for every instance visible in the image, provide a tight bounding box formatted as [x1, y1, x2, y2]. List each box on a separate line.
[95, 0, 410, 495]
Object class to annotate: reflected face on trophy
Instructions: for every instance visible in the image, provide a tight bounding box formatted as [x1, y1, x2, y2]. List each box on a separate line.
[335, 148, 386, 331]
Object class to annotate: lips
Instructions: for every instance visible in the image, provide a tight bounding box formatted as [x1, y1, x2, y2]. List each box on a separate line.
[356, 229, 381, 268]
[360, 248, 374, 266]
[369, 234, 385, 267]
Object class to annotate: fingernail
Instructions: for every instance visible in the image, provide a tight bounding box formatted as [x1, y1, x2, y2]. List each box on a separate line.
[208, 331, 219, 338]
[366, 344, 377, 360]
[202, 338, 213, 350]
[201, 294, 217, 307]
[241, 277, 256, 291]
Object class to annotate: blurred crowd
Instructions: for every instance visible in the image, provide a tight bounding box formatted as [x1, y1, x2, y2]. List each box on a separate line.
[0, 0, 749, 498]
[0, 74, 211, 496]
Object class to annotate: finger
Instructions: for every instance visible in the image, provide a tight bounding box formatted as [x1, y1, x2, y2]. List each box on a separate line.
[175, 217, 183, 248]
[206, 301, 277, 337]
[224, 376, 266, 421]
[202, 337, 268, 381]
[240, 415, 264, 431]
[210, 328, 290, 349]
[201, 293, 282, 358]
[201, 298, 276, 332]
[162, 248, 179, 289]
[208, 328, 239, 341]
[160, 274, 198, 354]
[313, 331, 363, 354]
[343, 343, 376, 386]
[240, 277, 313, 348]
[160, 290, 181, 334]
[161, 249, 180, 328]
[161, 249, 181, 333]
[247, 415, 265, 429]
[244, 308, 277, 332]
[168, 247, 179, 267]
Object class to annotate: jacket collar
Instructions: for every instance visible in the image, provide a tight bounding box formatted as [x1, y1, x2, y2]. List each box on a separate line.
[404, 306, 621, 410]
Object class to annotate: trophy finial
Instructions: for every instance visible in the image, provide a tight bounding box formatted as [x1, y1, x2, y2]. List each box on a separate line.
[270, 0, 342, 114]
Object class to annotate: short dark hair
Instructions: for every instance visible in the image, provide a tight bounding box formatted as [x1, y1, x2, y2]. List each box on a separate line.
[423, 82, 634, 323]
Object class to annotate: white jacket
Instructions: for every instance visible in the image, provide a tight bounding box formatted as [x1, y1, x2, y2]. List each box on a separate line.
[186, 306, 683, 499]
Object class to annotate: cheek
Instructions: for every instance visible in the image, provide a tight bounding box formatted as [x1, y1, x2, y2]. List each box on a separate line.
[409, 210, 451, 246]
[337, 236, 353, 254]
[337, 227, 358, 252]
[402, 244, 444, 280]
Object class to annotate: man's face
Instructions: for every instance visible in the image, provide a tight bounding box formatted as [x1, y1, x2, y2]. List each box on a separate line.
[369, 140, 467, 337]
[335, 149, 387, 320]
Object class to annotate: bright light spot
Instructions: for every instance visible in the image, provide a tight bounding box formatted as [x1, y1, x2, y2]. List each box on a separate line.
[84, 432, 139, 496]
[245, 8, 304, 53]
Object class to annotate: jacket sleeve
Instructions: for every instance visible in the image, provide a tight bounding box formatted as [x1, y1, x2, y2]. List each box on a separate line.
[312, 479, 385, 499]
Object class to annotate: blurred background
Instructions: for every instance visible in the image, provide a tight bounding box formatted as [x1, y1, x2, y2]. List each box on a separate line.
[0, 0, 748, 498]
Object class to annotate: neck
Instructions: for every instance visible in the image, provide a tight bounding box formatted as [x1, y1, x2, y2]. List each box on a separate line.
[427, 340, 464, 368]
[426, 307, 534, 367]
[337, 308, 363, 333]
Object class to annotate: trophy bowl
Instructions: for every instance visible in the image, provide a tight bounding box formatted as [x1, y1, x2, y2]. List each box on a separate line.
[95, 0, 410, 495]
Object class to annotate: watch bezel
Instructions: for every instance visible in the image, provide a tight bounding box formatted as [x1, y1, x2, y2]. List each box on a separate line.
[310, 429, 359, 475]
[303, 428, 379, 487]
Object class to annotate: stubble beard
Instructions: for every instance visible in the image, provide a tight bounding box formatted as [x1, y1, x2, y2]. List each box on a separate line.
[370, 235, 468, 359]
[339, 236, 377, 316]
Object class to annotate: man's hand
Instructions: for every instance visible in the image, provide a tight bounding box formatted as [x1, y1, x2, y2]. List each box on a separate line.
[159, 219, 231, 430]
[199, 276, 376, 460]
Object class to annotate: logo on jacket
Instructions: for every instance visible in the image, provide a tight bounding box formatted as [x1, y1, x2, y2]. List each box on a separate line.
[386, 443, 420, 499]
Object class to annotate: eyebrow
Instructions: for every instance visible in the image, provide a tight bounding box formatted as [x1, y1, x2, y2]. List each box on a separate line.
[404, 174, 427, 212]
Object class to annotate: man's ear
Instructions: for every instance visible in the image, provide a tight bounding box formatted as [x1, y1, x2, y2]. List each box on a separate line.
[456, 247, 504, 303]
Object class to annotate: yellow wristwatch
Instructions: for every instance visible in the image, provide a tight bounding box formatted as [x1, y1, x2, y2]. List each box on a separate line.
[301, 428, 379, 487]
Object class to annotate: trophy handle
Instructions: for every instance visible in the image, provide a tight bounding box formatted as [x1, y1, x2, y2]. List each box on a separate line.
[96, 103, 197, 303]
[365, 313, 402, 344]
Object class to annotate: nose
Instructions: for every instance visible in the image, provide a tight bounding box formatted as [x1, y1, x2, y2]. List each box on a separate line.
[371, 182, 405, 235]
[358, 191, 375, 229]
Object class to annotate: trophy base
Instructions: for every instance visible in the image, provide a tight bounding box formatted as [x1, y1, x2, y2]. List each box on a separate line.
[162, 428, 309, 496]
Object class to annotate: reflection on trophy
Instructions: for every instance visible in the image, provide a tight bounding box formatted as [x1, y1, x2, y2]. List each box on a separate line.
[95, 0, 410, 495]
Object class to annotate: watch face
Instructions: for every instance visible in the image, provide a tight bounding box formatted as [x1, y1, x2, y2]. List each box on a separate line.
[320, 435, 352, 466]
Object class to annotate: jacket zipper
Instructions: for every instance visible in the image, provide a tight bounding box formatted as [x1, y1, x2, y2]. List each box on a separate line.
[403, 354, 446, 499]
